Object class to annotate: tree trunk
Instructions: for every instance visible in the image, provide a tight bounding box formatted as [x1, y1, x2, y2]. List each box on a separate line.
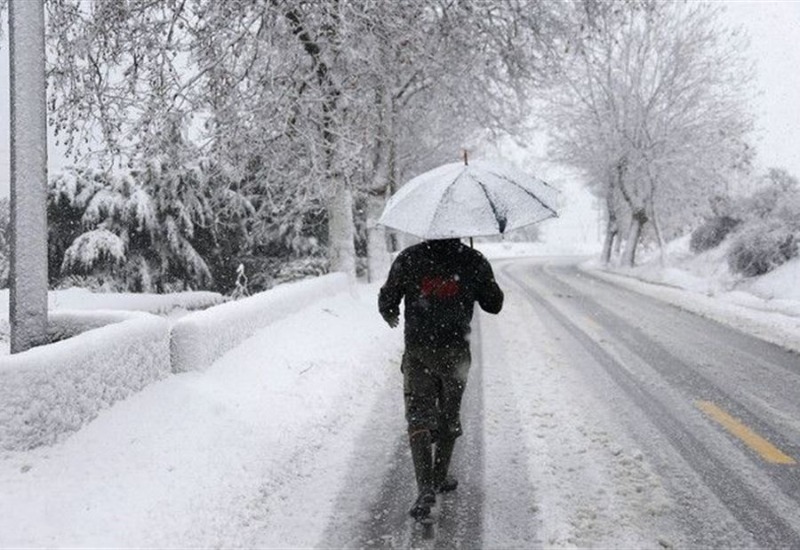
[622, 209, 647, 267]
[327, 185, 356, 277]
[614, 234, 623, 258]
[365, 84, 395, 281]
[601, 223, 617, 265]
[365, 193, 391, 283]
[283, 6, 354, 276]
[384, 133, 401, 253]
[601, 192, 618, 265]
[650, 201, 667, 267]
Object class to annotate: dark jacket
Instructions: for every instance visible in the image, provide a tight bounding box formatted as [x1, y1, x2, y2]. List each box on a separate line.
[378, 239, 504, 349]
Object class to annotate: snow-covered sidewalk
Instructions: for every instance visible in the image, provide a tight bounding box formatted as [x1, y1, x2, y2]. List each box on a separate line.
[0, 283, 404, 548]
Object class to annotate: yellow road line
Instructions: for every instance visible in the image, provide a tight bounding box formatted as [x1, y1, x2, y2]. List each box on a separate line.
[697, 400, 796, 465]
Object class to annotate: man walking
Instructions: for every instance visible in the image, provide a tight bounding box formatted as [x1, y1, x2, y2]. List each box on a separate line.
[378, 238, 504, 520]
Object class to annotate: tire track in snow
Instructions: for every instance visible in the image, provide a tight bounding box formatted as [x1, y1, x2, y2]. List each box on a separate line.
[555, 264, 800, 450]
[330, 323, 486, 548]
[503, 261, 800, 548]
[479, 304, 541, 548]
[430, 317, 486, 548]
[545, 264, 800, 504]
[493, 261, 677, 548]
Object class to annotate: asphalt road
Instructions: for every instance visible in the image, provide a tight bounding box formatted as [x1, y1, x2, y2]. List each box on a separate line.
[499, 258, 800, 548]
[324, 257, 800, 548]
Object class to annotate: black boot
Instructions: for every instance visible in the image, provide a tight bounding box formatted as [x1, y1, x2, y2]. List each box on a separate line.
[409, 429, 436, 519]
[434, 436, 459, 492]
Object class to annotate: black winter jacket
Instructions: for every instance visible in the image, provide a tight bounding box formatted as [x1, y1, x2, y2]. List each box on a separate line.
[378, 239, 504, 349]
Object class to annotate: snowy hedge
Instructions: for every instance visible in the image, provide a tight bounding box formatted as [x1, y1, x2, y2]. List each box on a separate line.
[727, 221, 798, 277]
[722, 175, 800, 277]
[0, 312, 171, 451]
[170, 273, 350, 373]
[689, 216, 741, 253]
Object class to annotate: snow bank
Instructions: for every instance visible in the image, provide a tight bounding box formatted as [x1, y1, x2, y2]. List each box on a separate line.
[0, 312, 171, 451]
[742, 256, 800, 301]
[170, 274, 350, 373]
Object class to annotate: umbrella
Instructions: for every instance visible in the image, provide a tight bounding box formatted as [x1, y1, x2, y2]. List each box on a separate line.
[377, 158, 559, 240]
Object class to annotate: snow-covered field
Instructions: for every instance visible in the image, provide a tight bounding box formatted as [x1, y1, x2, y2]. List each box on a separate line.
[1, 239, 800, 547]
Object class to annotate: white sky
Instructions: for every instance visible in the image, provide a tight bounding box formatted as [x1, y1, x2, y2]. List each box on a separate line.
[1, 2, 800, 197]
[720, 1, 800, 178]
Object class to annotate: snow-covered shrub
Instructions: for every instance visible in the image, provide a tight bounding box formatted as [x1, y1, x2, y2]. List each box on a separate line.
[229, 263, 250, 299]
[272, 257, 329, 286]
[48, 165, 216, 292]
[728, 221, 798, 277]
[242, 255, 330, 292]
[719, 168, 800, 277]
[690, 216, 741, 253]
[0, 312, 171, 450]
[61, 228, 126, 272]
[54, 274, 126, 292]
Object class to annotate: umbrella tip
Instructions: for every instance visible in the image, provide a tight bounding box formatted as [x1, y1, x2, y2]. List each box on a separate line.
[463, 150, 468, 166]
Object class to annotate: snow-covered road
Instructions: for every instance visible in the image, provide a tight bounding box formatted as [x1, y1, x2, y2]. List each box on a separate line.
[330, 256, 800, 548]
[2, 255, 800, 548]
[495, 258, 800, 548]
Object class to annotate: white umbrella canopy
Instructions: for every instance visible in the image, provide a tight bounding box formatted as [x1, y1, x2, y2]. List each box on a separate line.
[377, 159, 559, 240]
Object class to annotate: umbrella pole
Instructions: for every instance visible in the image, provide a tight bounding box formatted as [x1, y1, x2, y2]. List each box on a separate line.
[469, 237, 473, 248]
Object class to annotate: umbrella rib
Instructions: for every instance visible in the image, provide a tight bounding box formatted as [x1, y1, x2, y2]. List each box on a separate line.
[427, 171, 465, 237]
[487, 170, 559, 217]
[471, 176, 507, 233]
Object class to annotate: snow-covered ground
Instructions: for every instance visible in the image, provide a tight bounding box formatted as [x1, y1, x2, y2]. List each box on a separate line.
[2, 238, 800, 547]
[0, 281, 405, 547]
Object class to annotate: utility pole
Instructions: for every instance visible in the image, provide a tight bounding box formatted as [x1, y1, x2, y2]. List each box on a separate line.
[8, 0, 48, 353]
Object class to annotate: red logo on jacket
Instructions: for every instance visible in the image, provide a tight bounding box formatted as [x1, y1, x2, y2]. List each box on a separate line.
[420, 275, 460, 299]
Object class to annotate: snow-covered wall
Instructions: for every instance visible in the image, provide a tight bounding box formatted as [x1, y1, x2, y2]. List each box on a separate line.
[0, 313, 171, 451]
[0, 275, 349, 450]
[170, 274, 350, 373]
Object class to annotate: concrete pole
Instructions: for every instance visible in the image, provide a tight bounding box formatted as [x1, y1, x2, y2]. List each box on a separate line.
[8, 0, 49, 353]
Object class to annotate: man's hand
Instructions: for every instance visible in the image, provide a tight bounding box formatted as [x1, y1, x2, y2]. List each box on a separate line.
[384, 313, 399, 328]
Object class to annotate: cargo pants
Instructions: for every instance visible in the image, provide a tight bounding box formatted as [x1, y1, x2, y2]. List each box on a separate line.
[401, 345, 471, 440]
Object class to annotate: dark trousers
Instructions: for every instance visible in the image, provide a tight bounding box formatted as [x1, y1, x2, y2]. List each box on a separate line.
[402, 345, 471, 440]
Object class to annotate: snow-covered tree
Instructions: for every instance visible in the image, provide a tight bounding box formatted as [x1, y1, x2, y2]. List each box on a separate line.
[48, 160, 221, 292]
[38, 0, 599, 286]
[542, 1, 754, 266]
